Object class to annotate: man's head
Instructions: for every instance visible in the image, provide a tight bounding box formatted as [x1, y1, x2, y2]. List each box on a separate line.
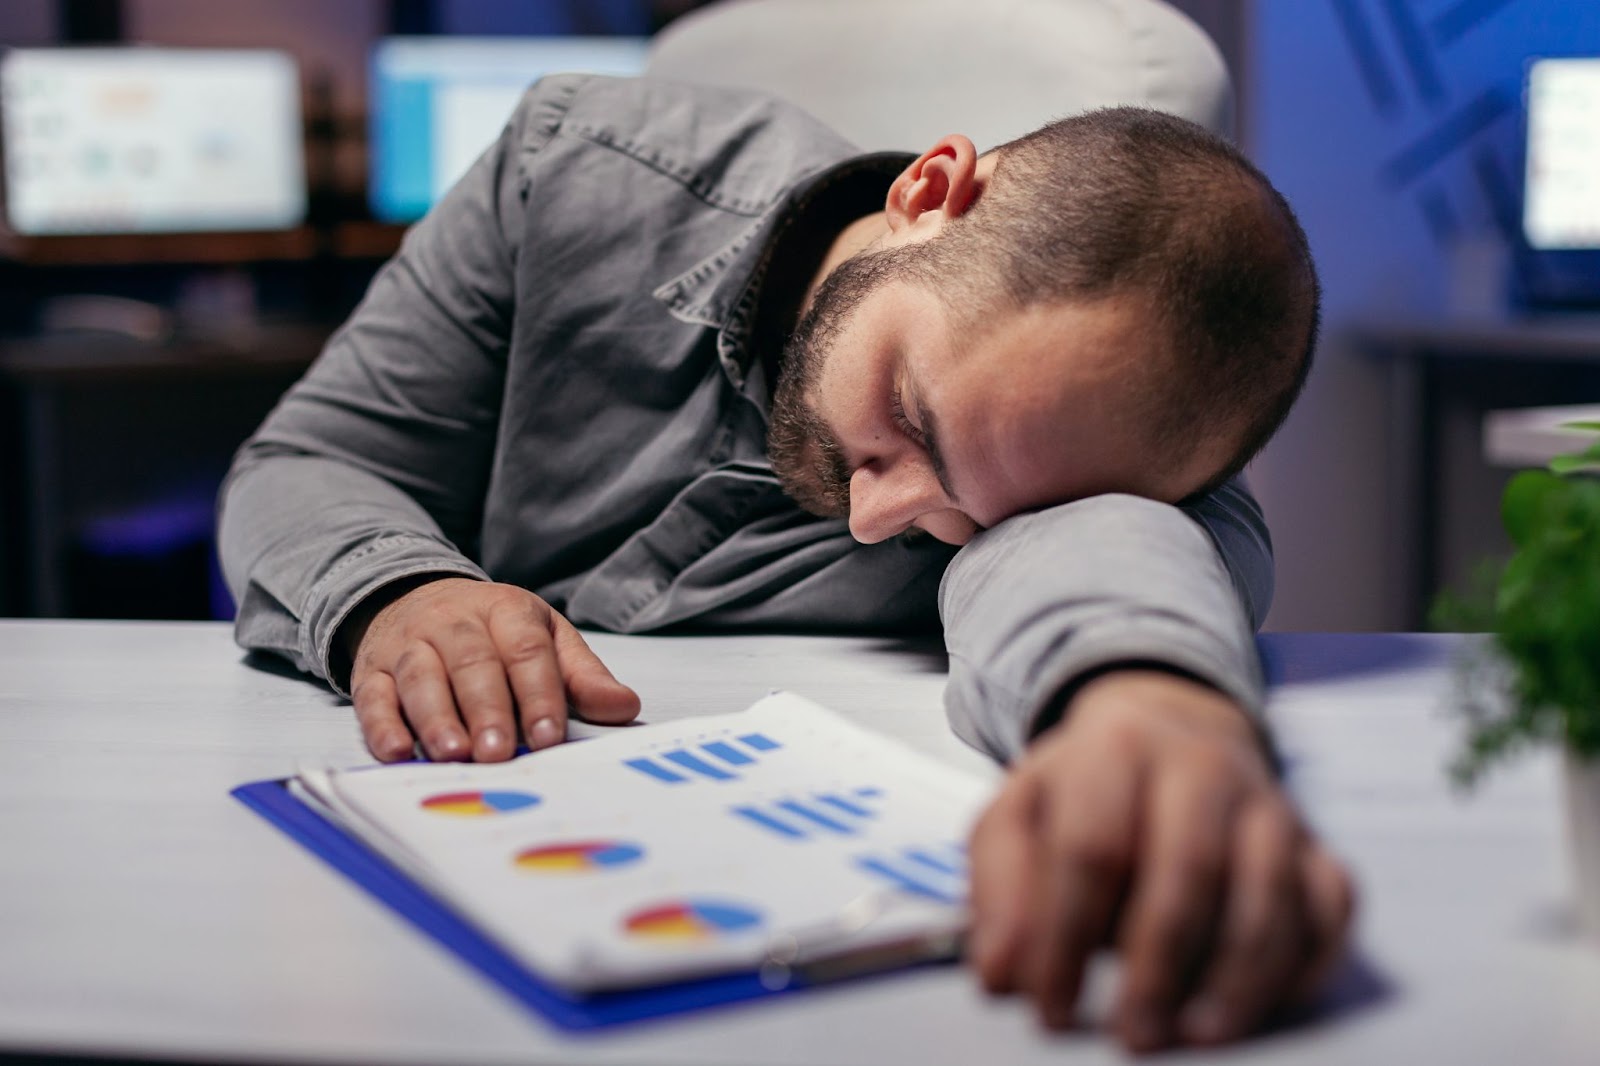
[767, 107, 1319, 546]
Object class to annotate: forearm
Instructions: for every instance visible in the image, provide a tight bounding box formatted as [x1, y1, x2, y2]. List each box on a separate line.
[217, 452, 487, 693]
[939, 488, 1269, 763]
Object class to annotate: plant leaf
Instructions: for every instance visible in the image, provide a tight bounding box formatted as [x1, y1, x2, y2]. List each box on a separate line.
[1549, 455, 1600, 476]
[1502, 469, 1563, 547]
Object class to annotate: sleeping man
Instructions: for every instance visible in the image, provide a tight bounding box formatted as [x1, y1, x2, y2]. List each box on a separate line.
[219, 75, 1353, 1052]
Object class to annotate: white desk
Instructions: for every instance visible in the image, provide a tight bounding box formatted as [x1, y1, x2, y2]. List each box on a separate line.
[3, 622, 1599, 1064]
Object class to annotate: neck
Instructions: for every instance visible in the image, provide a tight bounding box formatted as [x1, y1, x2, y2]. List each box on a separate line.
[798, 210, 889, 319]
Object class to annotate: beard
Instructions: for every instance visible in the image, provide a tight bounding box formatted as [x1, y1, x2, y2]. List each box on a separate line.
[766, 244, 920, 519]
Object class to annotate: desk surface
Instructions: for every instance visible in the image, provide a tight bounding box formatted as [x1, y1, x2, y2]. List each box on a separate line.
[3, 622, 1599, 1064]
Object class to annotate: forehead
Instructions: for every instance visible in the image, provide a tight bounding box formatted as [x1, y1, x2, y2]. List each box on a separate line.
[887, 285, 1204, 520]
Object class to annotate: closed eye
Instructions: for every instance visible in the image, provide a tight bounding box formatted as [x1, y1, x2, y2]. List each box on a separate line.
[889, 384, 926, 446]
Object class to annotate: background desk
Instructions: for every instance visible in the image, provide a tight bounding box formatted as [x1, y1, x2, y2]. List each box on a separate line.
[0, 329, 326, 620]
[3, 623, 1599, 1064]
[1353, 315, 1600, 628]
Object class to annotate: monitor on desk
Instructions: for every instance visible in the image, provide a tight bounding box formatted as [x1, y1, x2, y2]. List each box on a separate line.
[1520, 56, 1600, 308]
[369, 36, 650, 223]
[0, 48, 307, 236]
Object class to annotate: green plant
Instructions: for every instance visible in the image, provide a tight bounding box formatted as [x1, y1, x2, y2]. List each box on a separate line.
[1434, 423, 1600, 786]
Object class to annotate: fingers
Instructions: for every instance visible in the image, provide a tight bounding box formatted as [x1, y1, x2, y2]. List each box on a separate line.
[551, 615, 641, 724]
[1290, 843, 1358, 1004]
[1180, 797, 1306, 1045]
[1021, 753, 1140, 1030]
[967, 776, 1040, 996]
[429, 618, 519, 762]
[1114, 752, 1234, 1052]
[390, 641, 472, 761]
[487, 601, 569, 750]
[351, 670, 414, 762]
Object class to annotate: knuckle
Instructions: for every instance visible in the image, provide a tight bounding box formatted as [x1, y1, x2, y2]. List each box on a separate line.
[350, 676, 389, 710]
[500, 630, 554, 664]
[447, 645, 502, 673]
[445, 617, 480, 643]
[1053, 824, 1132, 881]
[392, 648, 429, 685]
[1169, 839, 1226, 887]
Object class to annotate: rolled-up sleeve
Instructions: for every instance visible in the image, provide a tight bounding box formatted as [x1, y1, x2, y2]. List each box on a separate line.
[217, 89, 539, 693]
[938, 476, 1272, 762]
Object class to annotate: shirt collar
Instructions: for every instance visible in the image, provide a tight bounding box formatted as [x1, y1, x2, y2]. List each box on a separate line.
[651, 151, 912, 388]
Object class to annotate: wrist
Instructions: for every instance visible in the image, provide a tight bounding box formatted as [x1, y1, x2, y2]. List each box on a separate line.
[334, 573, 461, 684]
[1048, 668, 1278, 773]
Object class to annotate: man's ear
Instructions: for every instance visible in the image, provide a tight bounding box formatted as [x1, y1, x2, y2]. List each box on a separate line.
[885, 134, 980, 234]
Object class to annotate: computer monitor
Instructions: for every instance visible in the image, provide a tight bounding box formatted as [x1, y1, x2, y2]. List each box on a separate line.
[0, 48, 307, 236]
[369, 36, 650, 223]
[1524, 57, 1600, 251]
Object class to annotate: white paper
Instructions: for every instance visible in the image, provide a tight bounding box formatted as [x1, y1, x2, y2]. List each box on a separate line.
[299, 692, 994, 992]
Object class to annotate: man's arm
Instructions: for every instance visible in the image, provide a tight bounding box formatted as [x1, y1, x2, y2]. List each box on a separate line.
[939, 478, 1269, 762]
[941, 481, 1354, 1051]
[219, 78, 642, 761]
[218, 92, 528, 690]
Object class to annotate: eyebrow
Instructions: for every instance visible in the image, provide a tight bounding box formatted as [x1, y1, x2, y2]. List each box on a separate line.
[905, 374, 962, 505]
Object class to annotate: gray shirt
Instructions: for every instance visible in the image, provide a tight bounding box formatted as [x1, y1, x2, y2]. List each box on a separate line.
[217, 74, 1272, 762]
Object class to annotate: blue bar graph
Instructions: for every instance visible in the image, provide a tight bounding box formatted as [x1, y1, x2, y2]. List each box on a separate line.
[623, 733, 790, 786]
[624, 757, 686, 784]
[730, 788, 884, 841]
[732, 805, 805, 839]
[855, 844, 968, 905]
[776, 799, 856, 835]
[818, 793, 873, 819]
[702, 741, 755, 767]
[662, 749, 736, 781]
[856, 857, 961, 904]
[907, 849, 960, 876]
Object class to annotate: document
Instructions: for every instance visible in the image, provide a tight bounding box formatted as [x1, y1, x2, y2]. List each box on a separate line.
[292, 692, 993, 993]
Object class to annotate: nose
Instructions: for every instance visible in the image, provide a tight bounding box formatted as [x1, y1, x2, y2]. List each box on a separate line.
[848, 456, 981, 545]
[847, 458, 936, 544]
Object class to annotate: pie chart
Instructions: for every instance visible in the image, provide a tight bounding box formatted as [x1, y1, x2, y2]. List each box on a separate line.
[420, 790, 541, 816]
[623, 899, 763, 941]
[514, 840, 644, 872]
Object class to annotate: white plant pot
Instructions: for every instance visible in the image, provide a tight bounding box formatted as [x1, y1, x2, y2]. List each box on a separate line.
[1564, 750, 1600, 939]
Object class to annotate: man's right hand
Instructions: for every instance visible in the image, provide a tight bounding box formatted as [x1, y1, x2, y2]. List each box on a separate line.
[344, 578, 641, 763]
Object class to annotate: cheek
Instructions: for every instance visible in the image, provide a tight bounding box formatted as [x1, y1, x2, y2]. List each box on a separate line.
[918, 510, 979, 546]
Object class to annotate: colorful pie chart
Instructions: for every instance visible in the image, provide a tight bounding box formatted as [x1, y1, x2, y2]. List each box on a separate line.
[420, 790, 541, 816]
[623, 899, 763, 941]
[514, 840, 644, 873]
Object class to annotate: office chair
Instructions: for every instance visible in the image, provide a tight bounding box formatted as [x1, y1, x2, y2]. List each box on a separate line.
[643, 0, 1234, 152]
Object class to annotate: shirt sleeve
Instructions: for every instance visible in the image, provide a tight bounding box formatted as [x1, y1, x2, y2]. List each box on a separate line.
[936, 476, 1272, 762]
[216, 92, 541, 694]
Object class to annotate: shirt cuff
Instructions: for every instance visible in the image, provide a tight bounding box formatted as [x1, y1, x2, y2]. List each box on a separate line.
[300, 533, 489, 698]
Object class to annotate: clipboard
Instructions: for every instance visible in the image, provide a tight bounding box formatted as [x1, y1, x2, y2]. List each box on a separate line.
[229, 695, 983, 1031]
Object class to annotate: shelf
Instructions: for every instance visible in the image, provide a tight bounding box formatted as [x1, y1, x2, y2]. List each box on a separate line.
[0, 222, 407, 267]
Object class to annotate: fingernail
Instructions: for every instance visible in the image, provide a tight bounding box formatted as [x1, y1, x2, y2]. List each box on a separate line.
[530, 718, 562, 749]
[479, 726, 506, 756]
[1181, 998, 1231, 1043]
[434, 733, 467, 760]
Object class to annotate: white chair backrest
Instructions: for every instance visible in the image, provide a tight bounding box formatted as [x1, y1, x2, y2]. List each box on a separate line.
[644, 0, 1234, 153]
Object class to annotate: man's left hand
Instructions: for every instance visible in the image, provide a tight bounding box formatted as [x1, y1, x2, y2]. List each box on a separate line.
[966, 670, 1355, 1053]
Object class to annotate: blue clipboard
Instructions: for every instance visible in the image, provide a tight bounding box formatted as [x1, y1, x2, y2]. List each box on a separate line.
[232, 776, 954, 1031]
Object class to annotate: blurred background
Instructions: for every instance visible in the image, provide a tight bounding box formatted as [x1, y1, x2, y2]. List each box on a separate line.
[0, 0, 1596, 632]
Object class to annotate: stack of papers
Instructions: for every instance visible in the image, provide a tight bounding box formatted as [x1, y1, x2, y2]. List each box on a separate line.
[291, 692, 994, 993]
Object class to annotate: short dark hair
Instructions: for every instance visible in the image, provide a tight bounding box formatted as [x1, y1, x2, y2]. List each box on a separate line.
[921, 107, 1319, 496]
